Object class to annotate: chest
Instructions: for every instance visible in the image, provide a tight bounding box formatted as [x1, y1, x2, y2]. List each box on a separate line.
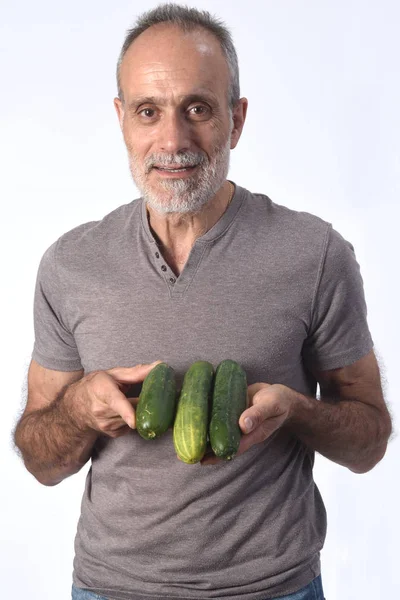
[65, 247, 314, 395]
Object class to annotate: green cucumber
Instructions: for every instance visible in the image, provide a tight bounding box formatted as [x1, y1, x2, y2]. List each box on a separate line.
[209, 359, 247, 460]
[173, 361, 214, 464]
[136, 363, 177, 440]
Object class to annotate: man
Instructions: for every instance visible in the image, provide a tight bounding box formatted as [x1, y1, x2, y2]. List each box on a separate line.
[14, 4, 391, 600]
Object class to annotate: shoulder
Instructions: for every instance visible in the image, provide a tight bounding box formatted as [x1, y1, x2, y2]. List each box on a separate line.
[43, 199, 141, 267]
[238, 185, 331, 239]
[58, 199, 140, 249]
[236, 185, 338, 263]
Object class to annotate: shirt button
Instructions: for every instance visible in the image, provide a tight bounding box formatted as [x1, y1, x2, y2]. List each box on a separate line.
[161, 265, 167, 271]
[155, 252, 160, 258]
[169, 277, 176, 284]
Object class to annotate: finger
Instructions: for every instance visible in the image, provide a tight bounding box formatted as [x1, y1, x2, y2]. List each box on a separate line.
[236, 428, 267, 455]
[247, 382, 270, 403]
[238, 410, 284, 453]
[106, 390, 137, 429]
[110, 424, 132, 438]
[200, 445, 222, 465]
[106, 361, 163, 384]
[94, 411, 132, 436]
[118, 382, 132, 394]
[101, 420, 132, 438]
[126, 396, 140, 408]
[239, 398, 285, 435]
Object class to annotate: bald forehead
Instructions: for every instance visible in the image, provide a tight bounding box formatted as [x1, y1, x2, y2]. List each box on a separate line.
[125, 23, 225, 63]
[119, 24, 230, 99]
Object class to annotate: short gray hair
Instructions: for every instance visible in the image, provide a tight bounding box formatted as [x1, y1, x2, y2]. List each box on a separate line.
[116, 3, 240, 108]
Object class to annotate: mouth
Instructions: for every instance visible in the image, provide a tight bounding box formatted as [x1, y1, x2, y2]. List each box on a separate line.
[152, 164, 198, 177]
[156, 167, 192, 171]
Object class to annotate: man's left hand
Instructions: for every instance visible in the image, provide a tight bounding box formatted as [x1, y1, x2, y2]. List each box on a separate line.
[201, 383, 294, 465]
[237, 383, 294, 454]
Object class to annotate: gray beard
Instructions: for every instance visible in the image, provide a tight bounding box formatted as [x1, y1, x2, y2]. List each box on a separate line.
[127, 137, 231, 214]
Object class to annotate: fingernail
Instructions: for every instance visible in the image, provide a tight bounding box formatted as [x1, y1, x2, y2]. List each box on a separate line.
[244, 417, 253, 433]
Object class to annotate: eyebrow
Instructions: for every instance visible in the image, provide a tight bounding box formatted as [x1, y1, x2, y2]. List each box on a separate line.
[127, 91, 219, 112]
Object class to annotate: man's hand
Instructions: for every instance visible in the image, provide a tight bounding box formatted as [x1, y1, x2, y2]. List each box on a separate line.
[14, 359, 163, 485]
[67, 361, 163, 438]
[201, 382, 293, 465]
[202, 351, 391, 472]
[237, 383, 294, 454]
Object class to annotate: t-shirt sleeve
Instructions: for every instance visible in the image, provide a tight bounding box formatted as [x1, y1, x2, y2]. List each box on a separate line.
[31, 241, 83, 371]
[302, 225, 374, 372]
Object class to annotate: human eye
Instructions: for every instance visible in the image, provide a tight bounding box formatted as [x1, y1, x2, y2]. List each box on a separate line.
[137, 107, 158, 120]
[188, 104, 211, 120]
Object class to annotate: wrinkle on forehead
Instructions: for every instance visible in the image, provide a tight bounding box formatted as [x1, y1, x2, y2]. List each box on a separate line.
[120, 24, 229, 90]
[137, 64, 214, 86]
[141, 66, 192, 77]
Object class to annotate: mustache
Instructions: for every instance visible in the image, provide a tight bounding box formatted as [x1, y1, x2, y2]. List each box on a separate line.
[144, 151, 207, 173]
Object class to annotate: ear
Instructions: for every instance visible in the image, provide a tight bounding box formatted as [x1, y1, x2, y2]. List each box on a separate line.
[114, 97, 125, 130]
[230, 98, 248, 150]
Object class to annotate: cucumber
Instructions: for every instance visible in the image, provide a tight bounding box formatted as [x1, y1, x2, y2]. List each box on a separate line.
[209, 359, 247, 460]
[136, 363, 177, 440]
[173, 361, 214, 464]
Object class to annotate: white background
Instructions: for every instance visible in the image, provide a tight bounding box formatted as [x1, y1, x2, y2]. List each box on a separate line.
[1, 1, 399, 598]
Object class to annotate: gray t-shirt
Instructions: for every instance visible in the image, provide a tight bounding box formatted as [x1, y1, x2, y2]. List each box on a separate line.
[32, 184, 373, 600]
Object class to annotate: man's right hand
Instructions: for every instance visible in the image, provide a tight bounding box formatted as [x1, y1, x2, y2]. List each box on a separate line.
[14, 359, 162, 485]
[66, 362, 162, 438]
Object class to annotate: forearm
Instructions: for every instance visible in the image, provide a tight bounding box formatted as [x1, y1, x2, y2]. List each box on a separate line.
[287, 392, 392, 473]
[14, 388, 98, 486]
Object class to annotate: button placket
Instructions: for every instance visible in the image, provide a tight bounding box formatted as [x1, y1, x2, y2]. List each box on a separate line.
[154, 249, 177, 286]
[151, 239, 208, 295]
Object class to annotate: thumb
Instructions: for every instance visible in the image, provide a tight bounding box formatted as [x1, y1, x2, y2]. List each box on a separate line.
[241, 382, 271, 432]
[239, 389, 278, 434]
[239, 406, 264, 434]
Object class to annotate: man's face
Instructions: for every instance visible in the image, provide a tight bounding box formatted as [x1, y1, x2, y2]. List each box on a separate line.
[114, 24, 245, 214]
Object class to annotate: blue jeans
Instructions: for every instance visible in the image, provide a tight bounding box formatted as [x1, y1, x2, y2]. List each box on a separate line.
[71, 585, 108, 600]
[269, 575, 325, 599]
[72, 575, 325, 600]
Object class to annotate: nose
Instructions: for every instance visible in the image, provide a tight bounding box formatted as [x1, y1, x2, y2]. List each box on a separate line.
[157, 111, 191, 154]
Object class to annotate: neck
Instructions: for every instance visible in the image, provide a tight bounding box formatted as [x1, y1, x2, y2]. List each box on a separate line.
[146, 180, 234, 252]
